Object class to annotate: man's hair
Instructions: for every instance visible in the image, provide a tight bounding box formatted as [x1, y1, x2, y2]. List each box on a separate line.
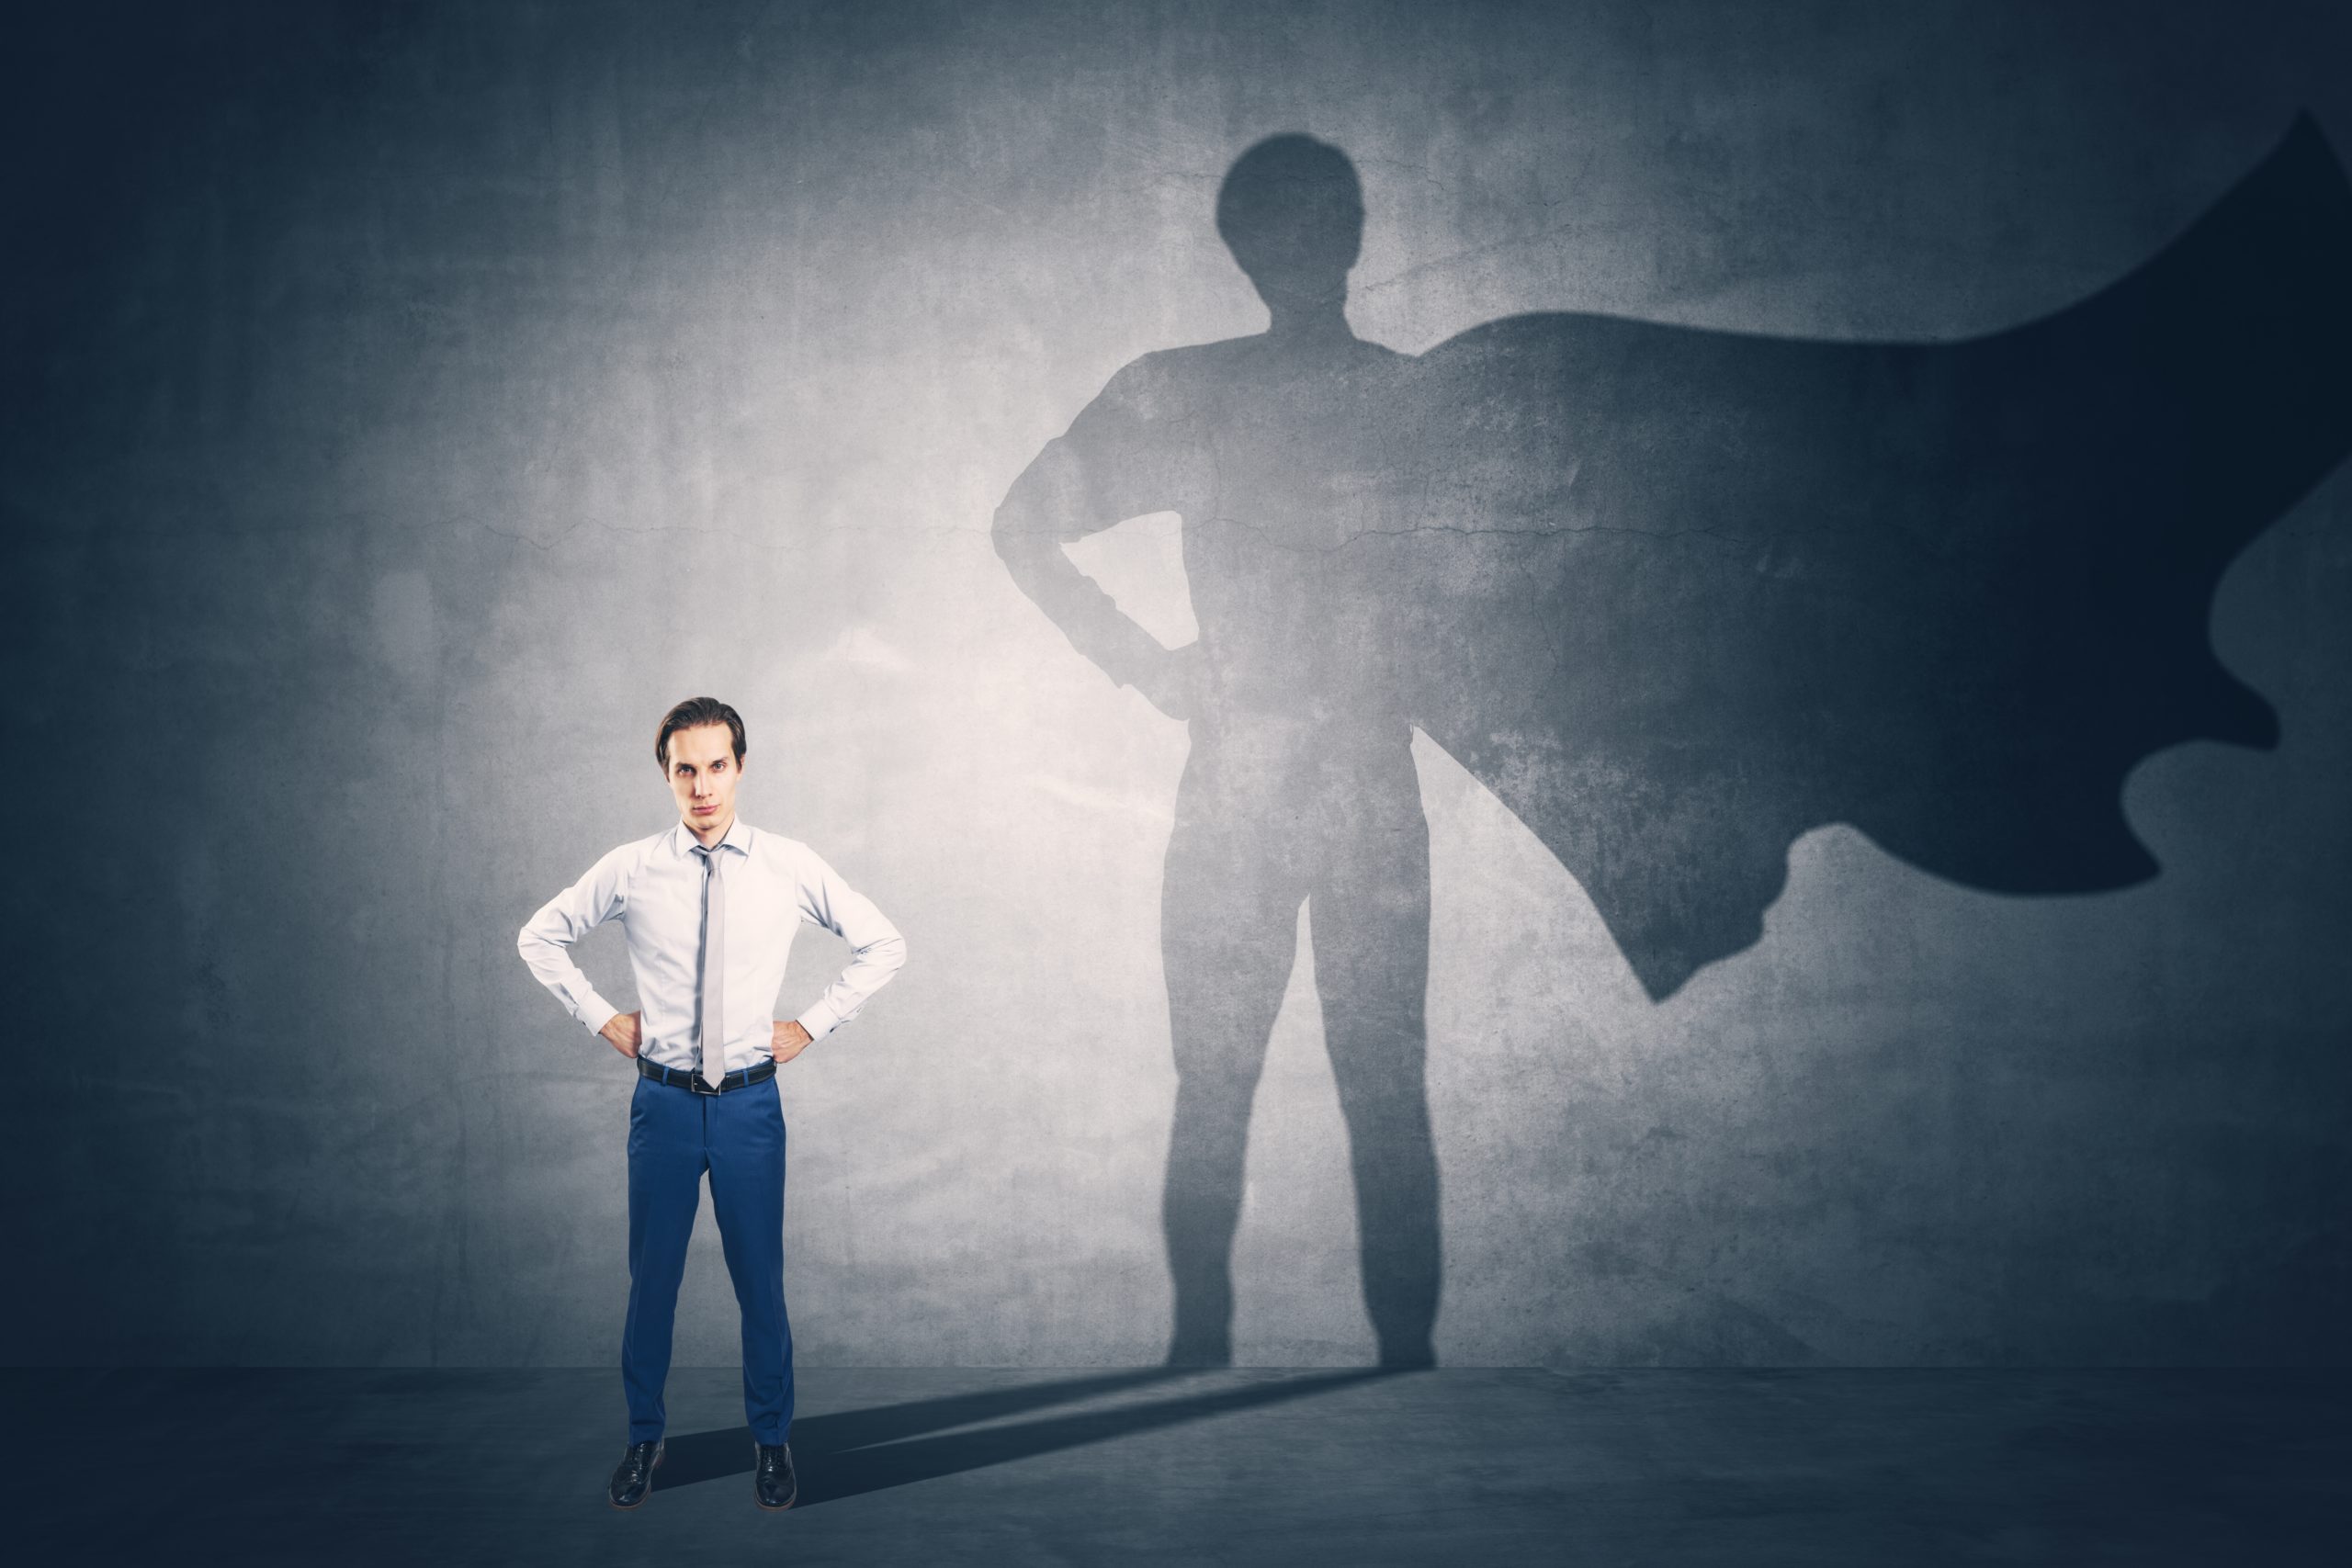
[655, 696, 747, 771]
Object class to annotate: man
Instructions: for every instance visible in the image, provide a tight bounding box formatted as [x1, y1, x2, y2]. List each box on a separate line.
[516, 695, 908, 1510]
[991, 135, 1440, 1367]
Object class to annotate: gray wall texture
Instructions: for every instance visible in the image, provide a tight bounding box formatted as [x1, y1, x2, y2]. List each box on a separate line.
[5, 0, 2349, 1368]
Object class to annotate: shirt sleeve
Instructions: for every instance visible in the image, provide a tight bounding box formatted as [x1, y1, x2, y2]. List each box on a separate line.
[791, 845, 909, 1042]
[516, 843, 632, 1038]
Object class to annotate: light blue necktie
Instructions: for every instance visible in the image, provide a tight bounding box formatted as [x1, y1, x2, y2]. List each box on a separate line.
[694, 843, 728, 1088]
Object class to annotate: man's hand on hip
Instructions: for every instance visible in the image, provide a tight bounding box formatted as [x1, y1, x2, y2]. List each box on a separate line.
[771, 1020, 813, 1065]
[600, 1010, 643, 1057]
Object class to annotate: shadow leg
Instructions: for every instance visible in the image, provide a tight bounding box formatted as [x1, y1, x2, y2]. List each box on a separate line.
[1159, 767, 1304, 1367]
[1310, 748, 1440, 1368]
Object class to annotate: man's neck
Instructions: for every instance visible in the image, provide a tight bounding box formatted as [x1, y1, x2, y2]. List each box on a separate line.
[685, 810, 735, 849]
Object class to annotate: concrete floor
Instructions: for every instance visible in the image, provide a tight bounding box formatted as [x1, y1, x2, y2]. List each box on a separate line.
[10, 1367, 2346, 1565]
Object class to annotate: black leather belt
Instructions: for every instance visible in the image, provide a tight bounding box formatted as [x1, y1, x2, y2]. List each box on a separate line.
[638, 1056, 776, 1095]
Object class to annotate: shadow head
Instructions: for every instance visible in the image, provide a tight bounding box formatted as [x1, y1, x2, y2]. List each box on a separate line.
[1216, 134, 1363, 315]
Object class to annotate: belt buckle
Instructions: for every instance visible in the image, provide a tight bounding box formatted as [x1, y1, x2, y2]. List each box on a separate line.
[688, 1069, 722, 1096]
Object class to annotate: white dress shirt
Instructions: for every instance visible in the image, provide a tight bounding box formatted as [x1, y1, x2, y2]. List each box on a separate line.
[517, 815, 908, 1075]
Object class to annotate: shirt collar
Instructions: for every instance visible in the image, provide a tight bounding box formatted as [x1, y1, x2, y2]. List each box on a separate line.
[670, 815, 753, 859]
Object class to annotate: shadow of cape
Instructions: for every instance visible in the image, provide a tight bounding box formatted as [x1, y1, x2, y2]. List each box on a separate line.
[1366, 112, 2352, 998]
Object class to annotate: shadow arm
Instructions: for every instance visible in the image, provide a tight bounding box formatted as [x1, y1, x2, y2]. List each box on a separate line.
[991, 435, 1180, 693]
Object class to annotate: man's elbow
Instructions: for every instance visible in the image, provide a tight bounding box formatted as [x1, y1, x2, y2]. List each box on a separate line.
[516, 922, 553, 964]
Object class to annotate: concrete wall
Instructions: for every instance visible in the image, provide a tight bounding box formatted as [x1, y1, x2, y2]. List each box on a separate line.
[5, 0, 2347, 1367]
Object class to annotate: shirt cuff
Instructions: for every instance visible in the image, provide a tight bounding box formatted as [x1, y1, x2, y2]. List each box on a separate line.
[796, 998, 844, 1042]
[581, 998, 620, 1038]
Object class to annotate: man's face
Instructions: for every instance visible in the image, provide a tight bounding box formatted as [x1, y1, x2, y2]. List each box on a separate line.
[664, 722, 744, 832]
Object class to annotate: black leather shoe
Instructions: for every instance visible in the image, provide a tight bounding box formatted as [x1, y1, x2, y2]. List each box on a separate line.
[753, 1441, 797, 1510]
[607, 1438, 663, 1509]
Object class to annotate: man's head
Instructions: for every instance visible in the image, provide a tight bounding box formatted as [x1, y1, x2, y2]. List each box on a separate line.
[1216, 134, 1363, 316]
[655, 696, 747, 833]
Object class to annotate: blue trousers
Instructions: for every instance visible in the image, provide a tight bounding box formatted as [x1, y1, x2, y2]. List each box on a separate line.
[622, 1072, 794, 1446]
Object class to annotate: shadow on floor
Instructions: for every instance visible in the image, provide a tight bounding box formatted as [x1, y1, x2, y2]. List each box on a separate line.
[654, 1367, 1397, 1505]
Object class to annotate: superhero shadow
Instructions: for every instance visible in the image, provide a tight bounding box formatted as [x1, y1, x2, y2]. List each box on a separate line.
[991, 118, 2352, 1368]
